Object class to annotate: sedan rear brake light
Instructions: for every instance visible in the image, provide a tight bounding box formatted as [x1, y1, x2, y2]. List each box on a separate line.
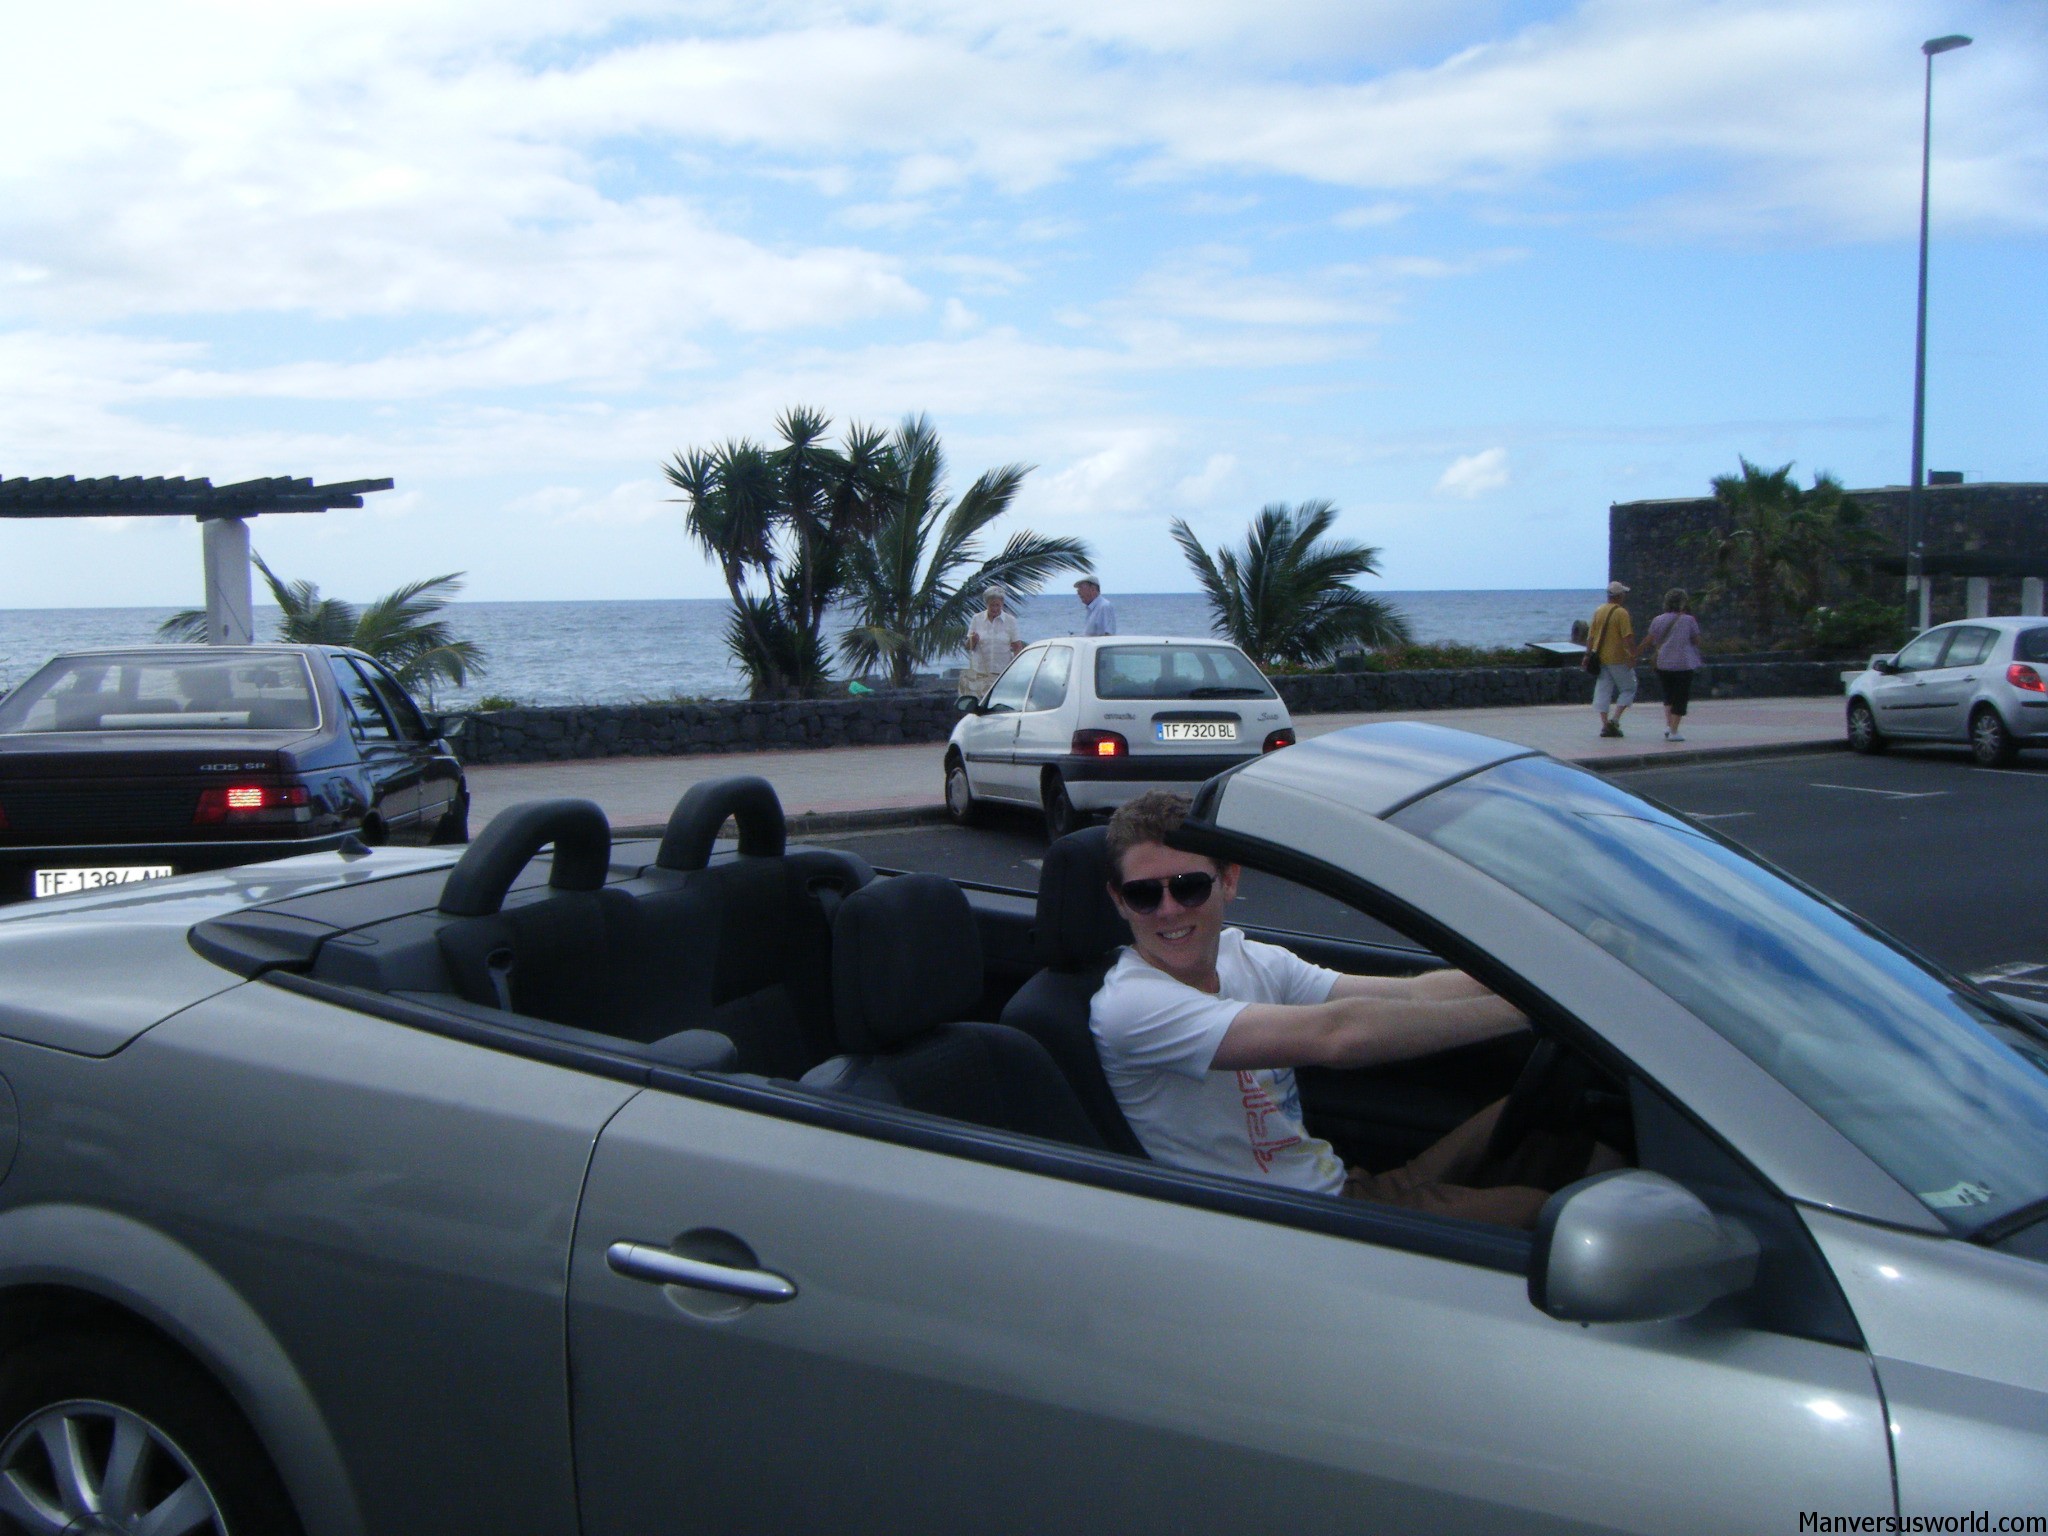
[2008, 663, 2046, 694]
[195, 783, 312, 825]
[1071, 730, 1128, 758]
[1263, 729, 1296, 752]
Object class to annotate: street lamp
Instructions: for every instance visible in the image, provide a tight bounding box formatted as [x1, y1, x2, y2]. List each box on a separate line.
[1906, 32, 1971, 632]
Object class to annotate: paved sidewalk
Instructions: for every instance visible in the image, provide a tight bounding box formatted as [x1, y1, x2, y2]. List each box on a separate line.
[466, 695, 1848, 834]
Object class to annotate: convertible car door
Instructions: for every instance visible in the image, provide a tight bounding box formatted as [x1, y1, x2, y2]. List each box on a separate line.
[567, 1088, 1893, 1535]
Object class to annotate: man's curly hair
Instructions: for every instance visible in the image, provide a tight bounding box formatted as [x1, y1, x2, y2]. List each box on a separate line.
[1104, 788, 1199, 880]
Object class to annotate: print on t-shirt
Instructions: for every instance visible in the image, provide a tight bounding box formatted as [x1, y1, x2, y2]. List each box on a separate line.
[1239, 1070, 1306, 1171]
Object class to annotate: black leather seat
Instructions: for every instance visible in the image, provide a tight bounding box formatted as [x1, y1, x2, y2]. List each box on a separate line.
[803, 874, 1105, 1151]
[638, 776, 873, 1078]
[436, 798, 718, 1046]
[999, 826, 1149, 1156]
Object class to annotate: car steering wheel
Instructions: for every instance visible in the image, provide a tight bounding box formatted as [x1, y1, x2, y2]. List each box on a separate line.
[1483, 1035, 1595, 1165]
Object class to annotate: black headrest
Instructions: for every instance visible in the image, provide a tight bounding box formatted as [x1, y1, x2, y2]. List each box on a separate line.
[1035, 826, 1131, 969]
[439, 798, 611, 917]
[833, 875, 983, 1053]
[657, 776, 788, 871]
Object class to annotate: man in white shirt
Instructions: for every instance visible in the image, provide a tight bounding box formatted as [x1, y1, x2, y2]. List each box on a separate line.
[1090, 790, 1587, 1228]
[960, 589, 1022, 699]
[1075, 578, 1117, 636]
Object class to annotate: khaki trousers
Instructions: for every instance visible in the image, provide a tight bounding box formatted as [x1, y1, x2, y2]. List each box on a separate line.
[1342, 1099, 1606, 1230]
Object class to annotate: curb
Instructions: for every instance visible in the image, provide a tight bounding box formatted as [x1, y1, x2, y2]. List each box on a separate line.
[1572, 738, 1846, 774]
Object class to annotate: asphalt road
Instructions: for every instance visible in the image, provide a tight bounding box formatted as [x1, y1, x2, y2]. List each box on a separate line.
[825, 744, 2048, 982]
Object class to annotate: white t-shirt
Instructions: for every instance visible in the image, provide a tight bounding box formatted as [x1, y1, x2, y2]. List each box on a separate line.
[1081, 595, 1117, 636]
[1090, 929, 1344, 1194]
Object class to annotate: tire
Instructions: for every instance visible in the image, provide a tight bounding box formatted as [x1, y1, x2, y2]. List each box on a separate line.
[1042, 773, 1083, 842]
[1970, 706, 2018, 767]
[1847, 700, 1887, 755]
[430, 792, 471, 845]
[0, 1329, 302, 1536]
[943, 757, 983, 828]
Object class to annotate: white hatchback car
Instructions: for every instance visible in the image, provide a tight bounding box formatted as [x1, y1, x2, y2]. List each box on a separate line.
[944, 634, 1295, 836]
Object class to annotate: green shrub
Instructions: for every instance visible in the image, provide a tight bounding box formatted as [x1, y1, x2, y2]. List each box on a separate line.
[469, 693, 522, 712]
[1802, 599, 1909, 657]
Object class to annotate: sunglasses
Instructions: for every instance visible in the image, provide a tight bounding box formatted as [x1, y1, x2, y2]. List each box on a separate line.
[1116, 871, 1217, 914]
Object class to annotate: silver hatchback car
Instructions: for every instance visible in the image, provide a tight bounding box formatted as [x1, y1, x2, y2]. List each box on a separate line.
[1846, 616, 2048, 764]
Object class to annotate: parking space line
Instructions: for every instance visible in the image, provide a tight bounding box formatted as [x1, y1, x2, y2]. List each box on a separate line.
[1810, 783, 1950, 801]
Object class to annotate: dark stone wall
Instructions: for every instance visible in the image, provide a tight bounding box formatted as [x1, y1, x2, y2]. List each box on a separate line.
[1611, 481, 2048, 643]
[451, 663, 1850, 765]
[454, 691, 962, 765]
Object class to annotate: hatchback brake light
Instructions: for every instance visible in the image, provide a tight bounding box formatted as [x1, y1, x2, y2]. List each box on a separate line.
[195, 783, 312, 825]
[0, 799, 8, 831]
[1263, 728, 1296, 752]
[1072, 730, 1128, 758]
[2008, 663, 2046, 694]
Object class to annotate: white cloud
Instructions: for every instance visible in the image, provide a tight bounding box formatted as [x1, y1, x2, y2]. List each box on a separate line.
[1435, 446, 1510, 498]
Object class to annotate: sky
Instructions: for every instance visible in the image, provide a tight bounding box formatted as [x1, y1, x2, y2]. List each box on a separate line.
[1, 0, 2043, 609]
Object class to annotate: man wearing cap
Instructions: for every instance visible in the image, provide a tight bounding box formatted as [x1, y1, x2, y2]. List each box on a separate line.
[1075, 577, 1117, 636]
[1588, 581, 1637, 738]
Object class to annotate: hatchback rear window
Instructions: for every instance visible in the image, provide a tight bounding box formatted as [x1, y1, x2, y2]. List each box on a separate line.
[0, 652, 319, 734]
[2017, 629, 2048, 664]
[1094, 645, 1275, 701]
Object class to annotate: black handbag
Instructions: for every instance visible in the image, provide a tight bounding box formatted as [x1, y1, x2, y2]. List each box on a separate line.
[1583, 609, 1608, 674]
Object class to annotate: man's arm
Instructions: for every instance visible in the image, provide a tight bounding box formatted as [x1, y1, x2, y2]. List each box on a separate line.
[1211, 983, 1525, 1072]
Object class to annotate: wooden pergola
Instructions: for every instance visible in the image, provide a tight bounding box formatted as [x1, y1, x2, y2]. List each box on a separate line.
[0, 475, 393, 643]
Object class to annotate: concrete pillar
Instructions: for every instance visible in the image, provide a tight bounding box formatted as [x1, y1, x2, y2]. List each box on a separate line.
[2024, 578, 2045, 617]
[1966, 576, 1992, 619]
[1911, 576, 1932, 632]
[201, 515, 254, 645]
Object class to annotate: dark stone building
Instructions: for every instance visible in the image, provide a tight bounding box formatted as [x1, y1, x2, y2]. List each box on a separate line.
[1610, 481, 2048, 645]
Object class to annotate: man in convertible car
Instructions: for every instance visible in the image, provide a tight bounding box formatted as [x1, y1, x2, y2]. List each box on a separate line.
[1092, 790, 1606, 1228]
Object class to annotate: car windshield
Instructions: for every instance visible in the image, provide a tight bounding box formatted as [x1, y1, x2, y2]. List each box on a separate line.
[1094, 645, 1274, 701]
[0, 652, 319, 734]
[1394, 755, 2048, 1235]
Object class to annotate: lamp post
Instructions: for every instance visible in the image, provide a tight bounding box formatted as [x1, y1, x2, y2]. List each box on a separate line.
[1906, 32, 1971, 633]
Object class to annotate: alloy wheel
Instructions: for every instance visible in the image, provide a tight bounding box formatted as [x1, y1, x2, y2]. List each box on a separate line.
[0, 1398, 226, 1535]
[1972, 709, 2015, 767]
[1847, 702, 1884, 755]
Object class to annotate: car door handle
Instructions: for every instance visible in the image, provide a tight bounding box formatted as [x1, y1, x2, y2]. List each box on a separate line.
[605, 1241, 798, 1303]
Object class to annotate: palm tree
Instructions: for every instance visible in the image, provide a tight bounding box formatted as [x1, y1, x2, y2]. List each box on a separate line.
[1784, 472, 1886, 611]
[664, 408, 894, 697]
[1694, 459, 1885, 644]
[157, 554, 485, 702]
[836, 416, 1092, 688]
[1170, 502, 1410, 669]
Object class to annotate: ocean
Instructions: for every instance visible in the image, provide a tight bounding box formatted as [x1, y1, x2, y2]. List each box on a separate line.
[0, 590, 1604, 708]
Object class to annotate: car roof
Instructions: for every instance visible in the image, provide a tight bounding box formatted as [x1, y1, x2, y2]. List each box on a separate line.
[1924, 617, 2048, 631]
[1207, 720, 1534, 820]
[1022, 634, 1247, 651]
[41, 643, 349, 658]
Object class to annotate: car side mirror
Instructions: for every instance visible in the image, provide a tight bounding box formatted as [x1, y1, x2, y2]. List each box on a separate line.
[1871, 655, 1900, 675]
[1529, 1170, 1758, 1324]
[955, 694, 982, 715]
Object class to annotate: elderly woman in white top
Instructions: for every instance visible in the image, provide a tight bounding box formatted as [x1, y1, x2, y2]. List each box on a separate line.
[960, 589, 1022, 699]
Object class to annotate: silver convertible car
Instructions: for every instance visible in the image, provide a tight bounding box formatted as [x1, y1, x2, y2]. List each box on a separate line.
[0, 722, 2044, 1535]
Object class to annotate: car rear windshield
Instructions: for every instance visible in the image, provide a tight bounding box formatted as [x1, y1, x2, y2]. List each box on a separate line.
[1394, 755, 2048, 1236]
[2016, 628, 2048, 664]
[1094, 645, 1275, 701]
[0, 652, 319, 734]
